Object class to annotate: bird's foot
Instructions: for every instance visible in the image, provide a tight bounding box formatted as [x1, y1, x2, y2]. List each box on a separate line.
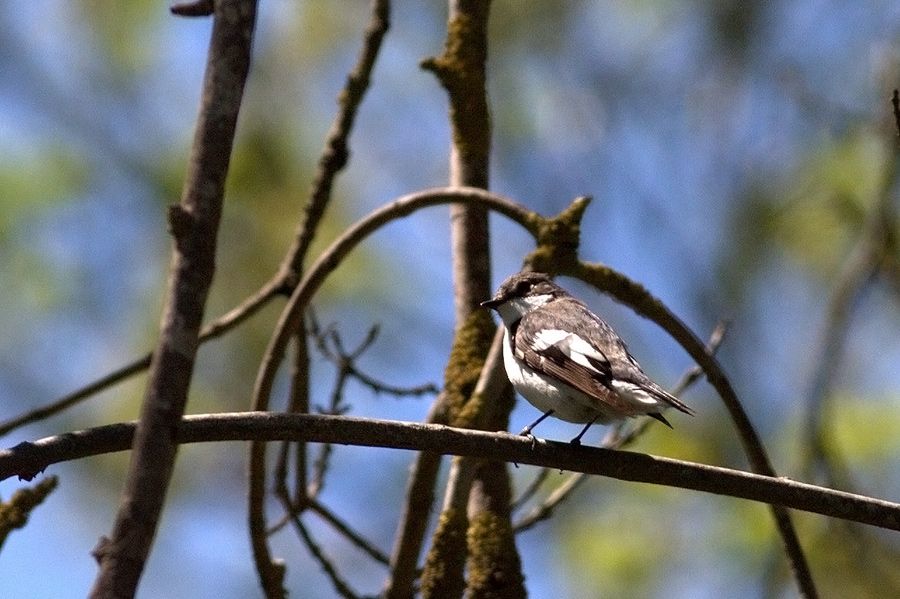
[519, 428, 538, 450]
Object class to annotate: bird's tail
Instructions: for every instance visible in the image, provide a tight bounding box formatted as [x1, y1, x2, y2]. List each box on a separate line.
[647, 383, 695, 416]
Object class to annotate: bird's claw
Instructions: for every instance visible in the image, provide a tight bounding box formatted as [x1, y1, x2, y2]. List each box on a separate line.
[519, 429, 538, 450]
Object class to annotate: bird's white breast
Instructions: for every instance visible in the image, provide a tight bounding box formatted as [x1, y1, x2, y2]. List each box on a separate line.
[502, 329, 604, 423]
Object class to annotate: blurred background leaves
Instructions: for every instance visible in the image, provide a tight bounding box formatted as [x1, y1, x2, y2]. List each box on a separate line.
[0, 1, 898, 597]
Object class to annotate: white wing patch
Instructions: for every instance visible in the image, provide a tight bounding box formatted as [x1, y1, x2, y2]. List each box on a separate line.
[533, 330, 608, 375]
[532, 328, 570, 350]
[565, 334, 607, 373]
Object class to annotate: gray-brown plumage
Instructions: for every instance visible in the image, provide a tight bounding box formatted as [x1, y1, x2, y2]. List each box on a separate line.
[482, 272, 693, 443]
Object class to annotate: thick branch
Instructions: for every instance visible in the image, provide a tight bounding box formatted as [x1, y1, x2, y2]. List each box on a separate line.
[4, 413, 900, 532]
[89, 3, 258, 597]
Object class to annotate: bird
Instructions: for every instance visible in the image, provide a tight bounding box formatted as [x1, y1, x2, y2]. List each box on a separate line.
[481, 271, 694, 445]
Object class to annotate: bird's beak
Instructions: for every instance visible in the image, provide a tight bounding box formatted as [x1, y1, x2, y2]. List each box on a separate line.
[480, 297, 502, 309]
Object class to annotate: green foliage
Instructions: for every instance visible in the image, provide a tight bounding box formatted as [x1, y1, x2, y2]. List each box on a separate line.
[0, 148, 87, 240]
[828, 394, 900, 466]
[762, 132, 889, 276]
[74, 0, 162, 76]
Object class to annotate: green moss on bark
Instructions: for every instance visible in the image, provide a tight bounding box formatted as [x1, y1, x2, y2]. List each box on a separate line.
[466, 504, 526, 598]
[420, 508, 469, 599]
[443, 309, 496, 428]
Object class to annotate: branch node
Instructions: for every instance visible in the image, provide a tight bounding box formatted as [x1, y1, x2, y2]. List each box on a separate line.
[167, 204, 194, 243]
[91, 536, 112, 564]
[525, 196, 592, 273]
[892, 89, 900, 141]
[8, 441, 45, 482]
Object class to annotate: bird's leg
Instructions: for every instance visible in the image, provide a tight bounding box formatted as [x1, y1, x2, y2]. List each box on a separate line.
[519, 410, 555, 438]
[569, 416, 600, 446]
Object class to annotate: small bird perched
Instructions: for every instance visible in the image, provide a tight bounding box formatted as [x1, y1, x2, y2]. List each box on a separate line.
[481, 272, 693, 445]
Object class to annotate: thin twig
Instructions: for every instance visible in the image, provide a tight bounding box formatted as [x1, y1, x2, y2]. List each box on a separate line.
[275, 0, 393, 284]
[170, 0, 214, 16]
[513, 473, 589, 533]
[248, 3, 392, 594]
[90, 3, 258, 597]
[308, 498, 391, 566]
[4, 413, 900, 532]
[273, 331, 311, 530]
[509, 467, 549, 514]
[605, 320, 729, 449]
[0, 272, 282, 439]
[251, 186, 549, 429]
[313, 322, 440, 398]
[288, 514, 360, 599]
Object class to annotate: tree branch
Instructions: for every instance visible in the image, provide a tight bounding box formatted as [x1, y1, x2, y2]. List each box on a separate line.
[3, 413, 900, 532]
[567, 261, 819, 597]
[90, 3, 258, 597]
[0, 475, 58, 551]
[247, 3, 391, 595]
[251, 187, 544, 427]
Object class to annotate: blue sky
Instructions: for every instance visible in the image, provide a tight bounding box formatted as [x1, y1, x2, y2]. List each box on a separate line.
[1, 1, 899, 597]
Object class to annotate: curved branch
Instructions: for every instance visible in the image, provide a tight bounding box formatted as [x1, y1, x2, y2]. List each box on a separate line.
[3, 413, 899, 532]
[247, 183, 534, 597]
[570, 261, 818, 597]
[251, 186, 542, 413]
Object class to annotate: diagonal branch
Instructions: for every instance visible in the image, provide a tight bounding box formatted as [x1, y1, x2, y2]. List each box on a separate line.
[89, 3, 258, 597]
[0, 277, 282, 439]
[569, 261, 818, 598]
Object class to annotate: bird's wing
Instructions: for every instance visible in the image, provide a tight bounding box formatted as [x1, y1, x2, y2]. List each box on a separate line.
[513, 306, 635, 414]
[516, 299, 694, 416]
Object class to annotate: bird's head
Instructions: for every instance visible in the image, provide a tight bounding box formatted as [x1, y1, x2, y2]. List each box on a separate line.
[481, 272, 565, 324]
